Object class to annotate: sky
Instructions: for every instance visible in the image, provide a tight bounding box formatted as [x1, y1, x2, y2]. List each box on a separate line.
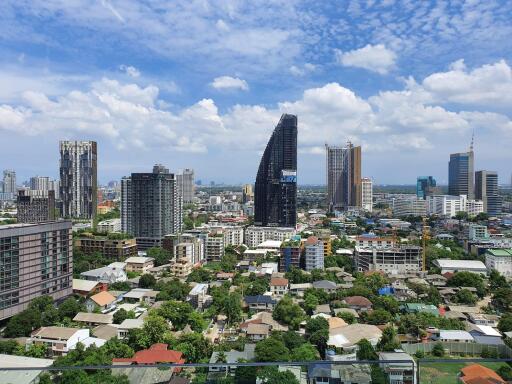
[0, 0, 511, 186]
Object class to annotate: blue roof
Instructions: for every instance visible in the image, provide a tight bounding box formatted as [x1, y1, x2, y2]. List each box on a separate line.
[244, 295, 276, 304]
[471, 334, 505, 346]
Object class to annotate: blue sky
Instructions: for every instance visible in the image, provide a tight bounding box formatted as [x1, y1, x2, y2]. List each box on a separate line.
[1, 0, 511, 185]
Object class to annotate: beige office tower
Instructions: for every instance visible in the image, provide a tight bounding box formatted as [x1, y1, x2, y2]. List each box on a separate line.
[242, 184, 254, 203]
[326, 142, 361, 211]
[361, 177, 373, 212]
[0, 221, 73, 320]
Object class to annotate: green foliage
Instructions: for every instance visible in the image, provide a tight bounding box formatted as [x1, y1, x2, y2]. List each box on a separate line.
[156, 300, 202, 331]
[356, 273, 389, 294]
[377, 327, 400, 352]
[255, 337, 290, 362]
[108, 281, 131, 291]
[414, 350, 425, 358]
[373, 296, 400, 315]
[497, 366, 512, 381]
[432, 342, 445, 357]
[284, 267, 311, 284]
[337, 311, 356, 324]
[4, 296, 62, 337]
[305, 317, 329, 335]
[113, 308, 136, 324]
[0, 340, 19, 354]
[323, 254, 353, 272]
[258, 367, 299, 384]
[356, 339, 377, 360]
[447, 271, 486, 297]
[272, 296, 306, 329]
[146, 247, 170, 267]
[186, 268, 213, 283]
[58, 297, 86, 320]
[498, 313, 512, 333]
[308, 329, 329, 357]
[172, 332, 213, 362]
[452, 288, 477, 305]
[72, 249, 112, 277]
[128, 315, 171, 349]
[397, 312, 464, 336]
[220, 251, 238, 272]
[138, 273, 157, 288]
[290, 342, 319, 361]
[493, 287, 512, 313]
[243, 275, 270, 296]
[489, 269, 509, 290]
[363, 309, 393, 325]
[155, 278, 191, 301]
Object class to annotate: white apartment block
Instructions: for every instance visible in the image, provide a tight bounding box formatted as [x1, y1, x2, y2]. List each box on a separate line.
[97, 218, 121, 233]
[427, 195, 483, 217]
[485, 249, 512, 277]
[361, 177, 373, 212]
[206, 235, 225, 261]
[305, 238, 324, 271]
[467, 199, 484, 216]
[393, 197, 427, 217]
[244, 226, 296, 248]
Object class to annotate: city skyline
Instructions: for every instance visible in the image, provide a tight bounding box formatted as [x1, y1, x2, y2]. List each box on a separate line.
[0, 2, 511, 184]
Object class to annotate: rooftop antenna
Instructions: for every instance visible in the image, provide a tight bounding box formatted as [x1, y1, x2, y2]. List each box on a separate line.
[470, 129, 474, 152]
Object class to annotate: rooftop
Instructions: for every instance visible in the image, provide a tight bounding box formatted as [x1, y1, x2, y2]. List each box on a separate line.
[89, 291, 116, 306]
[31, 326, 82, 340]
[125, 256, 154, 264]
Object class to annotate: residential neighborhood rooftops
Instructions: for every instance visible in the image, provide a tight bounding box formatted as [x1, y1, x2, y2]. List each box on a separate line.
[113, 343, 184, 365]
[460, 364, 505, 384]
[90, 291, 116, 306]
[0, 354, 54, 384]
[244, 295, 276, 305]
[434, 259, 487, 270]
[343, 296, 372, 308]
[312, 280, 337, 290]
[31, 327, 82, 340]
[72, 278, 100, 292]
[486, 249, 512, 257]
[270, 277, 289, 286]
[125, 256, 154, 264]
[73, 312, 113, 324]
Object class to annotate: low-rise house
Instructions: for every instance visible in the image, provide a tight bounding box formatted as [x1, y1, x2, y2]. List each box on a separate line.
[117, 318, 145, 339]
[208, 344, 256, 374]
[333, 307, 360, 319]
[314, 304, 331, 316]
[425, 274, 448, 287]
[246, 323, 270, 341]
[328, 317, 348, 333]
[401, 303, 439, 316]
[123, 288, 159, 305]
[216, 272, 234, 281]
[289, 283, 312, 297]
[435, 330, 474, 343]
[80, 264, 127, 284]
[459, 364, 505, 384]
[379, 351, 416, 384]
[72, 279, 105, 297]
[468, 313, 499, 327]
[327, 324, 383, 352]
[312, 280, 338, 293]
[343, 296, 373, 312]
[433, 259, 487, 275]
[113, 343, 184, 365]
[270, 277, 289, 297]
[86, 291, 117, 313]
[244, 295, 276, 312]
[170, 257, 193, 278]
[0, 354, 54, 384]
[125, 256, 155, 274]
[92, 324, 119, 341]
[73, 312, 113, 326]
[240, 312, 288, 332]
[27, 327, 105, 357]
[308, 363, 371, 384]
[467, 324, 504, 346]
[187, 283, 210, 310]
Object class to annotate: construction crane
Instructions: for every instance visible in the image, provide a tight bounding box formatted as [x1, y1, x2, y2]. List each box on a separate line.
[422, 217, 431, 273]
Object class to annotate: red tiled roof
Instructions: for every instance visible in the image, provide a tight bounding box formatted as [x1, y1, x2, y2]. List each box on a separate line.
[343, 296, 372, 307]
[113, 343, 185, 365]
[306, 236, 319, 245]
[270, 277, 289, 286]
[460, 364, 505, 384]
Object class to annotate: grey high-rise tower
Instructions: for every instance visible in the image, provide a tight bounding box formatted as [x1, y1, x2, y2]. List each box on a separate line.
[254, 114, 297, 227]
[176, 169, 195, 204]
[121, 164, 182, 249]
[475, 170, 502, 216]
[326, 142, 361, 211]
[2, 170, 16, 194]
[448, 139, 474, 199]
[59, 141, 97, 219]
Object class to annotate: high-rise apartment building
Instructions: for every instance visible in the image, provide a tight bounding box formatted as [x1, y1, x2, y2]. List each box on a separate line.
[475, 170, 502, 216]
[0, 221, 73, 320]
[17, 190, 56, 223]
[326, 142, 362, 211]
[3, 170, 16, 194]
[242, 184, 254, 203]
[121, 164, 182, 249]
[304, 236, 324, 271]
[176, 168, 195, 204]
[30, 176, 50, 191]
[417, 176, 438, 200]
[59, 141, 97, 219]
[254, 114, 297, 227]
[448, 149, 474, 199]
[361, 177, 373, 212]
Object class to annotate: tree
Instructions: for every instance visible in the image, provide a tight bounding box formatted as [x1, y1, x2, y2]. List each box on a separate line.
[453, 289, 477, 305]
[447, 272, 485, 297]
[234, 360, 257, 384]
[280, 330, 306, 351]
[493, 287, 512, 312]
[131, 315, 170, 349]
[146, 247, 171, 267]
[356, 339, 377, 360]
[139, 273, 156, 289]
[304, 294, 319, 315]
[222, 293, 243, 326]
[187, 268, 212, 283]
[305, 317, 328, 335]
[102, 338, 134, 358]
[284, 267, 311, 284]
[337, 311, 356, 324]
[373, 296, 400, 315]
[272, 296, 305, 329]
[157, 300, 194, 330]
[258, 367, 299, 384]
[364, 309, 393, 325]
[109, 281, 131, 291]
[174, 333, 213, 363]
[432, 342, 445, 357]
[113, 309, 136, 324]
[498, 314, 512, 333]
[58, 297, 86, 320]
[155, 278, 191, 301]
[220, 252, 238, 272]
[377, 327, 400, 352]
[290, 342, 319, 361]
[255, 337, 290, 362]
[489, 270, 509, 290]
[308, 329, 329, 357]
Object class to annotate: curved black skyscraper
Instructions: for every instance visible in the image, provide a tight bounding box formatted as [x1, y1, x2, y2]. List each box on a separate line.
[254, 114, 297, 227]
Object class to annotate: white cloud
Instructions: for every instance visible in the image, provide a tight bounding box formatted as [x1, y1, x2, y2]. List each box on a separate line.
[289, 63, 316, 76]
[210, 76, 249, 91]
[119, 65, 141, 78]
[335, 44, 396, 74]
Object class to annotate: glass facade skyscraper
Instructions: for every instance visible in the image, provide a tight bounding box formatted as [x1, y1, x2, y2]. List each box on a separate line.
[326, 142, 361, 211]
[417, 176, 437, 200]
[448, 151, 474, 199]
[475, 170, 502, 216]
[254, 114, 297, 227]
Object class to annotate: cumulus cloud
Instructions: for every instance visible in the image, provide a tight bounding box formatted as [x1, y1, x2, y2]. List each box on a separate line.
[289, 63, 316, 76]
[210, 76, 249, 91]
[335, 44, 396, 74]
[119, 65, 141, 78]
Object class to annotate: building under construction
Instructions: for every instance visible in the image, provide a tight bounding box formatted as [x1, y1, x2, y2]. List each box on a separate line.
[355, 245, 423, 275]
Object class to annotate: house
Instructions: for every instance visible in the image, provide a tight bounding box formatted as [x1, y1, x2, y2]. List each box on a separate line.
[216, 272, 234, 281]
[312, 280, 338, 293]
[113, 343, 184, 365]
[244, 295, 276, 311]
[187, 283, 210, 310]
[327, 324, 383, 352]
[314, 304, 331, 316]
[0, 354, 54, 384]
[289, 283, 313, 297]
[459, 364, 505, 384]
[401, 303, 439, 316]
[436, 330, 474, 343]
[240, 312, 289, 332]
[333, 307, 360, 319]
[125, 256, 155, 274]
[308, 363, 371, 384]
[468, 313, 499, 327]
[379, 351, 416, 384]
[270, 277, 289, 297]
[343, 296, 373, 312]
[72, 279, 105, 297]
[123, 288, 159, 304]
[80, 264, 127, 284]
[85, 291, 117, 313]
[27, 327, 105, 357]
[328, 317, 348, 333]
[425, 274, 447, 287]
[117, 318, 145, 339]
[467, 324, 504, 346]
[73, 312, 113, 326]
[246, 323, 270, 341]
[92, 324, 119, 341]
[208, 344, 256, 373]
